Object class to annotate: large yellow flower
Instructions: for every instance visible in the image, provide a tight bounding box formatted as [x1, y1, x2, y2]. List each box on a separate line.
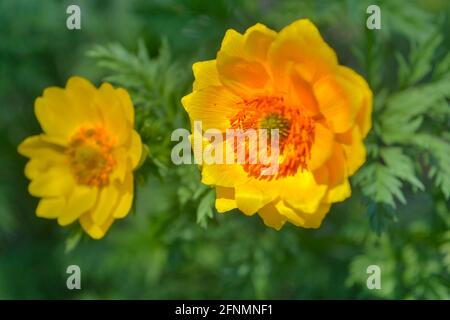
[182, 19, 372, 229]
[18, 76, 142, 239]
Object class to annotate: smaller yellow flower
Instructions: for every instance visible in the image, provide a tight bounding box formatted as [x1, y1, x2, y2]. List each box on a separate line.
[18, 76, 142, 239]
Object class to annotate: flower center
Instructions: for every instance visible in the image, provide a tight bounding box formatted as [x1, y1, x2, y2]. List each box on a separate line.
[230, 96, 315, 180]
[66, 126, 116, 187]
[259, 112, 291, 140]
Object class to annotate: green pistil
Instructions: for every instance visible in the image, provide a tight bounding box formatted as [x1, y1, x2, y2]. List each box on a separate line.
[259, 112, 291, 139]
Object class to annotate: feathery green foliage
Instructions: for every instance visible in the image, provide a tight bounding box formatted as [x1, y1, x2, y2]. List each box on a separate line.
[0, 0, 448, 299]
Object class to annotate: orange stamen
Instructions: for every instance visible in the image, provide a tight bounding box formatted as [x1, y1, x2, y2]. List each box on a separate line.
[66, 126, 116, 187]
[230, 96, 315, 180]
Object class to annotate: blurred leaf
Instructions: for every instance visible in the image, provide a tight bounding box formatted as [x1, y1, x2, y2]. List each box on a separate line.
[355, 162, 405, 207]
[196, 189, 215, 228]
[396, 33, 442, 87]
[64, 229, 83, 254]
[380, 147, 424, 191]
[413, 134, 450, 199]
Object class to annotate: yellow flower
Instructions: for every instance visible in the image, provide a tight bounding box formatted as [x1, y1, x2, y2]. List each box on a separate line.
[182, 19, 372, 229]
[18, 76, 142, 239]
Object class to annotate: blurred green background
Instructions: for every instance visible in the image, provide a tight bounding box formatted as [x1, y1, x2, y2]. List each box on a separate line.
[0, 0, 449, 299]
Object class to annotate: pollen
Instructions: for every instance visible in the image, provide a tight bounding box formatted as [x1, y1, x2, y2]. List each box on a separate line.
[66, 126, 116, 187]
[230, 96, 315, 180]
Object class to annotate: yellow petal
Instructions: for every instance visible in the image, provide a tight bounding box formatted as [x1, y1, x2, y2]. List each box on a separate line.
[201, 163, 249, 188]
[288, 66, 321, 117]
[36, 197, 65, 219]
[215, 186, 237, 213]
[313, 74, 355, 133]
[268, 19, 337, 86]
[273, 200, 331, 229]
[217, 51, 270, 97]
[308, 122, 334, 171]
[243, 23, 277, 61]
[325, 178, 351, 203]
[115, 87, 135, 125]
[316, 142, 351, 205]
[325, 142, 348, 188]
[280, 170, 327, 214]
[18, 135, 63, 157]
[220, 29, 246, 57]
[34, 91, 76, 145]
[90, 183, 119, 226]
[95, 83, 131, 146]
[335, 128, 353, 145]
[111, 148, 127, 183]
[65, 76, 101, 122]
[18, 135, 66, 179]
[235, 182, 274, 216]
[79, 212, 114, 240]
[35, 82, 101, 145]
[337, 66, 373, 137]
[25, 159, 51, 180]
[356, 98, 373, 139]
[28, 165, 74, 197]
[112, 173, 134, 219]
[342, 127, 366, 176]
[128, 130, 142, 169]
[257, 202, 287, 230]
[57, 185, 98, 226]
[274, 200, 306, 227]
[300, 203, 331, 228]
[182, 86, 241, 131]
[115, 131, 141, 181]
[193, 60, 221, 91]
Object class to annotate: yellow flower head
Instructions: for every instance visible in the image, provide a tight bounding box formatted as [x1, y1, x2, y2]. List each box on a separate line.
[182, 19, 373, 229]
[18, 76, 142, 239]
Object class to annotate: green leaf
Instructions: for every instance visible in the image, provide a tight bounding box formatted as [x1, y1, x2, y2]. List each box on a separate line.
[406, 33, 442, 86]
[382, 0, 434, 42]
[379, 78, 450, 144]
[88, 39, 186, 118]
[380, 147, 424, 191]
[355, 146, 432, 210]
[354, 162, 405, 207]
[64, 229, 83, 253]
[433, 51, 450, 80]
[196, 189, 215, 228]
[411, 134, 450, 199]
[366, 202, 398, 235]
